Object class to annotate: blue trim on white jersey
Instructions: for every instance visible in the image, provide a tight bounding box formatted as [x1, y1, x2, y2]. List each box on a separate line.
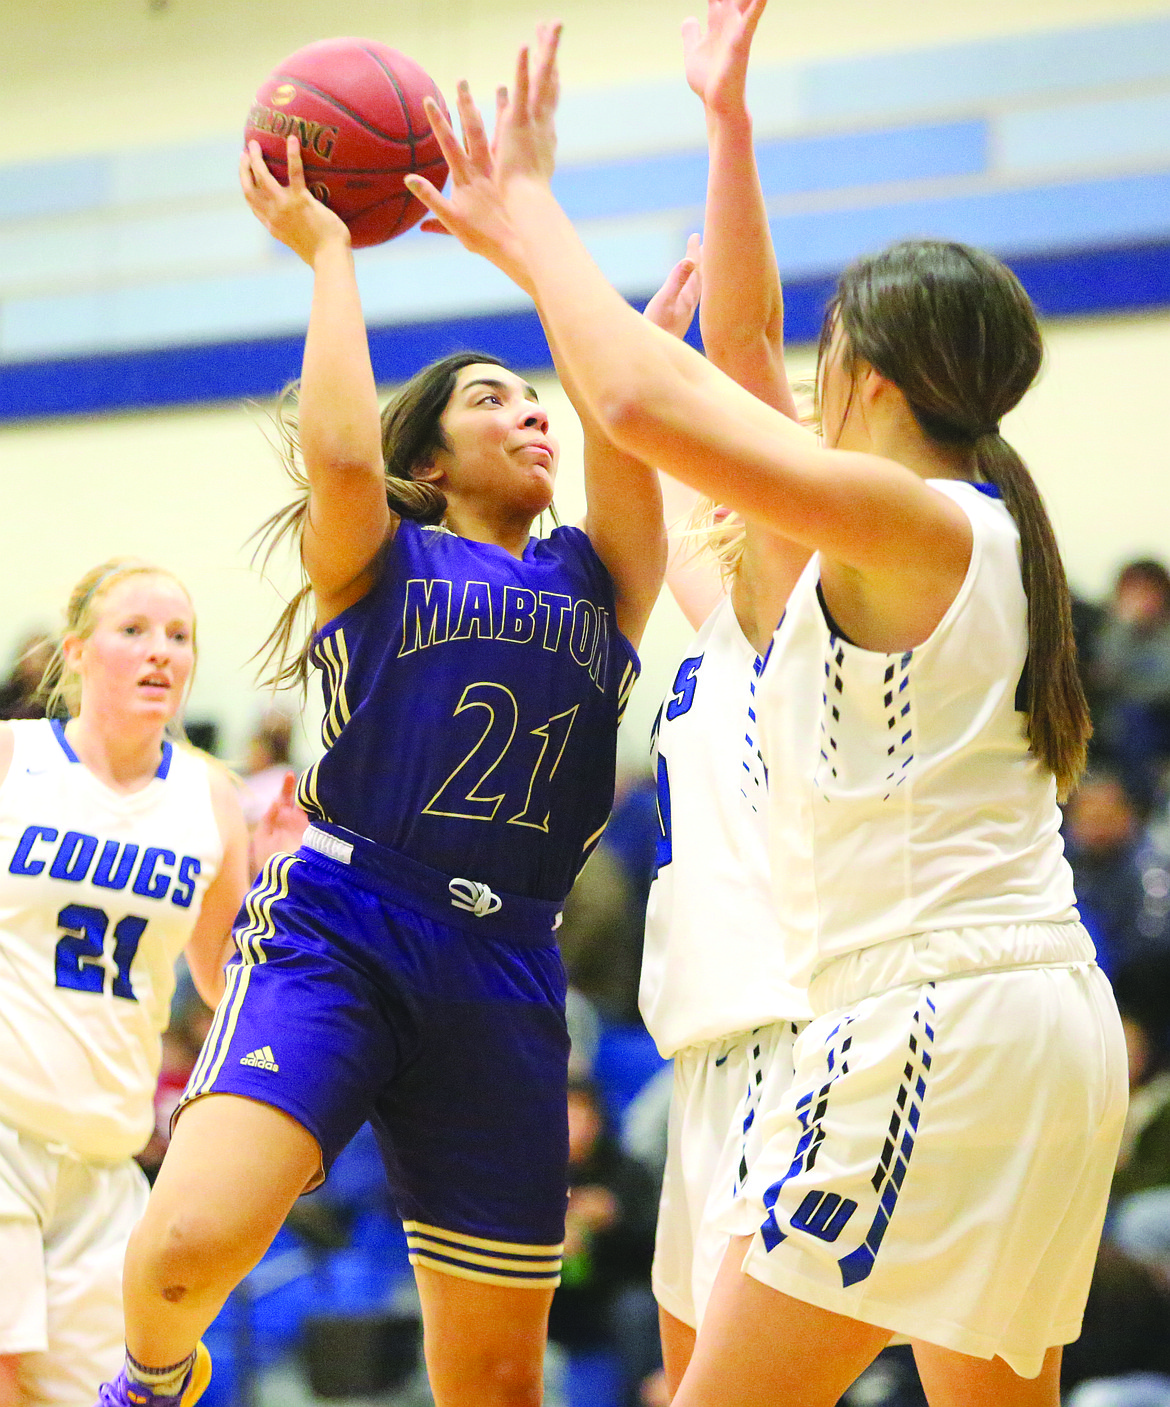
[50, 718, 79, 762]
[50, 716, 173, 778]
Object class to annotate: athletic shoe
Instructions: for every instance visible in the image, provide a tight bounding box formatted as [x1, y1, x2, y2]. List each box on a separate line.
[96, 1343, 212, 1407]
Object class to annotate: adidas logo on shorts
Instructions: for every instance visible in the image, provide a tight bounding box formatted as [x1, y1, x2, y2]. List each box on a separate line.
[240, 1045, 279, 1072]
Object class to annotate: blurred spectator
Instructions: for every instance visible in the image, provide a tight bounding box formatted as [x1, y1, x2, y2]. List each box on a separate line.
[0, 629, 52, 719]
[1062, 1241, 1170, 1398]
[1092, 559, 1170, 791]
[1061, 980, 1170, 1402]
[1111, 993, 1170, 1206]
[567, 984, 602, 1080]
[238, 705, 296, 826]
[605, 769, 659, 916]
[558, 770, 660, 1026]
[548, 1078, 661, 1407]
[559, 846, 645, 1023]
[1065, 767, 1170, 972]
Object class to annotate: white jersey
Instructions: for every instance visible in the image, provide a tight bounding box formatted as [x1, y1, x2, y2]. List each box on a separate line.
[0, 720, 223, 1161]
[758, 480, 1078, 987]
[640, 596, 810, 1058]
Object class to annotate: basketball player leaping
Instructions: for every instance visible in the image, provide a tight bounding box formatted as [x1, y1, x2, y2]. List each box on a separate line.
[93, 128, 699, 1407]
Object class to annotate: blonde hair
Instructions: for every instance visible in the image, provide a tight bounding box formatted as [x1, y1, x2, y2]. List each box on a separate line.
[40, 558, 197, 728]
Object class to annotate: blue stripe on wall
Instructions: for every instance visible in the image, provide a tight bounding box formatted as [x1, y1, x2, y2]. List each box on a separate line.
[2, 240, 1167, 423]
[552, 119, 987, 220]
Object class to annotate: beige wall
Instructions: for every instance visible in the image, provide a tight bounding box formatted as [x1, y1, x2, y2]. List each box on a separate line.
[3, 308, 1168, 764]
[3, 0, 1169, 763]
[8, 0, 1170, 160]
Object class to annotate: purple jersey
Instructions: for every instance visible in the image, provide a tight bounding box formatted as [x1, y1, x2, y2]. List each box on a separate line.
[296, 521, 639, 902]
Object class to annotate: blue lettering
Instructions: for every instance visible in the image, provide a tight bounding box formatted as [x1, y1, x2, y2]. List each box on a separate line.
[790, 1190, 858, 1243]
[93, 840, 139, 891]
[569, 600, 598, 667]
[132, 847, 175, 900]
[451, 580, 495, 640]
[666, 655, 704, 720]
[9, 825, 57, 876]
[172, 855, 201, 908]
[537, 592, 572, 651]
[497, 587, 537, 644]
[653, 752, 672, 873]
[49, 831, 98, 883]
[398, 578, 452, 656]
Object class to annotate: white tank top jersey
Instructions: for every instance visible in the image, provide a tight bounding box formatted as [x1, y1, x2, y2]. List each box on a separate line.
[758, 479, 1079, 989]
[641, 595, 811, 1059]
[0, 720, 223, 1161]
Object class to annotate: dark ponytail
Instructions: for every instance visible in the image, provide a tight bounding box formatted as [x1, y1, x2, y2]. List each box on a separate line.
[251, 353, 507, 691]
[825, 240, 1091, 797]
[976, 435, 1090, 796]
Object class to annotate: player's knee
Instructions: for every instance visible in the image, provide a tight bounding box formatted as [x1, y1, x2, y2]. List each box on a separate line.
[128, 1205, 252, 1294]
[482, 1352, 544, 1407]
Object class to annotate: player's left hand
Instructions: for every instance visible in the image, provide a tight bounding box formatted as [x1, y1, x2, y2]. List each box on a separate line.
[249, 770, 308, 875]
[643, 234, 702, 340]
[241, 136, 351, 265]
[408, 80, 535, 293]
[682, 0, 768, 117]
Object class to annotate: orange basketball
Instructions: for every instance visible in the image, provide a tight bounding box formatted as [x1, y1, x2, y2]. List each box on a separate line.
[245, 38, 449, 247]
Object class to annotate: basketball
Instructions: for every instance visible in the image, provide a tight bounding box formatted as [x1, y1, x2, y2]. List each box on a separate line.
[245, 38, 450, 248]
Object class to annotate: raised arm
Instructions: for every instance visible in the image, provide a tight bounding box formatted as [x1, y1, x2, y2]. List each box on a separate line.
[407, 32, 971, 652]
[418, 81, 671, 648]
[685, 0, 798, 419]
[642, 238, 728, 630]
[242, 138, 391, 625]
[560, 241, 706, 645]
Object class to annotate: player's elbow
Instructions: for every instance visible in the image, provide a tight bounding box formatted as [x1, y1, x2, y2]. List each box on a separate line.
[595, 377, 672, 464]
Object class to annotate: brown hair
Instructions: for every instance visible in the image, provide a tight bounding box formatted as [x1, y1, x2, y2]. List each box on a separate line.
[818, 239, 1090, 797]
[40, 558, 196, 727]
[253, 352, 510, 690]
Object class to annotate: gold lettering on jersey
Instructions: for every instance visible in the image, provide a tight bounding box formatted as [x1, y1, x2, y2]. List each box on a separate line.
[450, 581, 494, 640]
[497, 587, 537, 644]
[399, 577, 611, 692]
[399, 578, 452, 655]
[536, 592, 572, 652]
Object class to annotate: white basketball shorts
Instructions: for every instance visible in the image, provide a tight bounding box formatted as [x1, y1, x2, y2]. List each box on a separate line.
[0, 1120, 149, 1405]
[720, 923, 1128, 1379]
[654, 1020, 801, 1329]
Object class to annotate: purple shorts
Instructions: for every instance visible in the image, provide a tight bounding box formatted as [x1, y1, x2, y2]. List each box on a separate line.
[179, 825, 570, 1287]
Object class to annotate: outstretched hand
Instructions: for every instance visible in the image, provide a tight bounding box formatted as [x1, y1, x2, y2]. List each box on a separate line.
[409, 79, 534, 290]
[240, 136, 350, 265]
[643, 233, 702, 340]
[406, 23, 563, 286]
[682, 0, 768, 116]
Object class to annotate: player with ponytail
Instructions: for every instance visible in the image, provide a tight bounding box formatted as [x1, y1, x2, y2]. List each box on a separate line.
[411, 15, 1125, 1405]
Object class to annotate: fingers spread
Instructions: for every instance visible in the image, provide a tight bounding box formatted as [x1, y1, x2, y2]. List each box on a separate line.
[531, 23, 563, 120]
[512, 44, 531, 122]
[456, 80, 492, 172]
[423, 94, 471, 182]
[404, 173, 456, 229]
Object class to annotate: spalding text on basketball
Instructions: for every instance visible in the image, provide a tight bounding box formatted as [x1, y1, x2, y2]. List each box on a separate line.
[247, 103, 339, 161]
